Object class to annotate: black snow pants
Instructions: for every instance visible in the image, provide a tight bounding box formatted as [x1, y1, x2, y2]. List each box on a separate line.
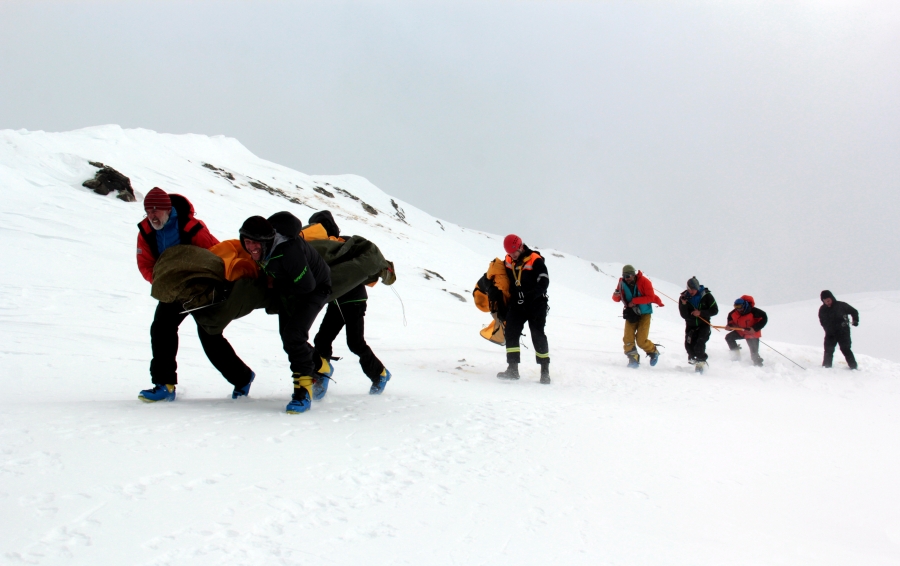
[725, 331, 763, 364]
[149, 300, 252, 387]
[684, 324, 711, 362]
[314, 300, 385, 382]
[505, 298, 549, 366]
[823, 329, 857, 369]
[278, 289, 329, 376]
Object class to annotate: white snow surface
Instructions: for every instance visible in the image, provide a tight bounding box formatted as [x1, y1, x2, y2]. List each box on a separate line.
[2, 126, 900, 565]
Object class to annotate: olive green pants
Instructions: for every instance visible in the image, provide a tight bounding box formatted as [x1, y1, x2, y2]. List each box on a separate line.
[623, 314, 657, 354]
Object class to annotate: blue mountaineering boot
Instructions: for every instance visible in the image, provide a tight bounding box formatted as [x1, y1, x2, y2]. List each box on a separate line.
[648, 350, 661, 367]
[312, 358, 334, 401]
[232, 371, 255, 399]
[626, 350, 640, 369]
[139, 384, 176, 402]
[370, 368, 392, 395]
[286, 374, 313, 414]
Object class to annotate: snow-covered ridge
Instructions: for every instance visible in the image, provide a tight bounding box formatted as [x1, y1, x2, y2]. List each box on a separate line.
[3, 127, 900, 565]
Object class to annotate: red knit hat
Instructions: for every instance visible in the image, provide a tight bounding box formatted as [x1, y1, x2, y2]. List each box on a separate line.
[143, 187, 172, 211]
[503, 234, 523, 254]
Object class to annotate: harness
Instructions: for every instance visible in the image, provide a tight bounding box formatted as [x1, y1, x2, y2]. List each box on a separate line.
[505, 253, 541, 305]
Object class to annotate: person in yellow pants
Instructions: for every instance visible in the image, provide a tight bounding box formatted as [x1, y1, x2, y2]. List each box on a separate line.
[612, 265, 664, 368]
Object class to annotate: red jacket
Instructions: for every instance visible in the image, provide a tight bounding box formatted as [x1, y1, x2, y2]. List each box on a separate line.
[611, 271, 664, 307]
[136, 193, 218, 283]
[727, 295, 767, 339]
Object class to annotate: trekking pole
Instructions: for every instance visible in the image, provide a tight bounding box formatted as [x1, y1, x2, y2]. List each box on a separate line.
[759, 339, 807, 370]
[656, 290, 721, 332]
[389, 285, 408, 327]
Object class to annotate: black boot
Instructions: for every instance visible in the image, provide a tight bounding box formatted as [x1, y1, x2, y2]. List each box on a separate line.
[539, 364, 551, 384]
[497, 363, 520, 380]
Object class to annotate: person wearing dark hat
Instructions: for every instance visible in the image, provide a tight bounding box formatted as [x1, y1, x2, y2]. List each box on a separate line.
[137, 187, 256, 402]
[725, 296, 767, 366]
[818, 290, 859, 370]
[612, 265, 664, 368]
[241, 212, 332, 413]
[307, 211, 392, 398]
[678, 276, 718, 373]
[496, 234, 551, 384]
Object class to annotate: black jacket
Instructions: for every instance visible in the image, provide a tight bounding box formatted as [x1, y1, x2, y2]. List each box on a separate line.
[263, 212, 331, 301]
[818, 290, 859, 335]
[678, 288, 719, 327]
[504, 245, 549, 307]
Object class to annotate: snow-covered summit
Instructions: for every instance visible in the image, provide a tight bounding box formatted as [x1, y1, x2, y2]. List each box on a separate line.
[2, 127, 900, 565]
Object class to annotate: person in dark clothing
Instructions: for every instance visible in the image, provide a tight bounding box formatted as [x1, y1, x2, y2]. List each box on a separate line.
[309, 211, 391, 398]
[819, 290, 859, 370]
[137, 187, 255, 403]
[496, 234, 551, 384]
[678, 276, 718, 373]
[725, 295, 768, 367]
[239, 212, 332, 414]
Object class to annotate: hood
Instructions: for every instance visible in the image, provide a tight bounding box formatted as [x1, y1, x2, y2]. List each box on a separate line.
[821, 290, 835, 302]
[308, 210, 340, 238]
[268, 211, 303, 239]
[740, 294, 755, 308]
[168, 193, 195, 221]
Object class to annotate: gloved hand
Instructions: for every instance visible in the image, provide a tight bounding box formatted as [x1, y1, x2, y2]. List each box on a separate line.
[852, 321, 859, 327]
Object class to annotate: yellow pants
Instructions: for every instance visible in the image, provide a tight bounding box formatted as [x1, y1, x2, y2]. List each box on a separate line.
[623, 314, 657, 354]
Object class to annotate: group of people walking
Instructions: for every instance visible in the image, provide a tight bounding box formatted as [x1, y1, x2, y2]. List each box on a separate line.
[135, 187, 390, 414]
[134, 189, 863, 412]
[481, 236, 863, 381]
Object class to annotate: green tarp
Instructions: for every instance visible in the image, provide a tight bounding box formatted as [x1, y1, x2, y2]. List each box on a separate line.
[149, 237, 394, 335]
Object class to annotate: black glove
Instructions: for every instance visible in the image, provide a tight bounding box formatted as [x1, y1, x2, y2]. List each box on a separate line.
[852, 321, 859, 327]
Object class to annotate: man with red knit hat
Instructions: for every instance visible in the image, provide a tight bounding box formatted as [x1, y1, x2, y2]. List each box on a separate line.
[496, 234, 551, 384]
[136, 187, 256, 402]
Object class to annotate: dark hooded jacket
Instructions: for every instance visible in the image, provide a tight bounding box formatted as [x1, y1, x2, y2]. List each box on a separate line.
[818, 290, 859, 335]
[262, 212, 331, 303]
[307, 210, 368, 304]
[679, 287, 719, 327]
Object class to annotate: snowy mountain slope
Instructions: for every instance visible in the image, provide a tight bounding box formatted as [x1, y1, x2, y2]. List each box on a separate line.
[765, 291, 900, 363]
[2, 127, 900, 565]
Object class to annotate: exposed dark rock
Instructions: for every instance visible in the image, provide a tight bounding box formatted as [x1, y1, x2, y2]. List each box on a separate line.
[82, 163, 135, 202]
[314, 186, 334, 198]
[333, 187, 359, 201]
[442, 289, 466, 302]
[552, 253, 565, 258]
[391, 199, 408, 224]
[435, 220, 445, 231]
[423, 269, 445, 281]
[202, 163, 221, 171]
[361, 202, 378, 216]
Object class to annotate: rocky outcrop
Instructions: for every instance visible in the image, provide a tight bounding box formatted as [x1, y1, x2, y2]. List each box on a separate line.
[82, 162, 135, 202]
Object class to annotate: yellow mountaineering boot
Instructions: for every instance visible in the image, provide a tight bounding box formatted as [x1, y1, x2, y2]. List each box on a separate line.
[286, 373, 313, 413]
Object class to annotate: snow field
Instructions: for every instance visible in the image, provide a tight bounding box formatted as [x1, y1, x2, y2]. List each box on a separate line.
[2, 127, 900, 565]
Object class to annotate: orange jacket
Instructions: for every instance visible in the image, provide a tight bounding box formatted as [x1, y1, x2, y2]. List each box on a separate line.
[209, 240, 259, 281]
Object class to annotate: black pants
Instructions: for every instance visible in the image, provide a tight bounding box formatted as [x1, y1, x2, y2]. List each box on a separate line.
[725, 331, 762, 362]
[314, 301, 385, 382]
[150, 301, 252, 386]
[505, 300, 549, 365]
[278, 290, 329, 375]
[824, 330, 857, 369]
[684, 324, 711, 362]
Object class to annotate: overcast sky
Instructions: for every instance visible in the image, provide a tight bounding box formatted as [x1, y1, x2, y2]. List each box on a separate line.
[2, 0, 898, 304]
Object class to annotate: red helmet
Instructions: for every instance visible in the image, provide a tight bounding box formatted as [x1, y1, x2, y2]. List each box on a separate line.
[503, 234, 523, 254]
